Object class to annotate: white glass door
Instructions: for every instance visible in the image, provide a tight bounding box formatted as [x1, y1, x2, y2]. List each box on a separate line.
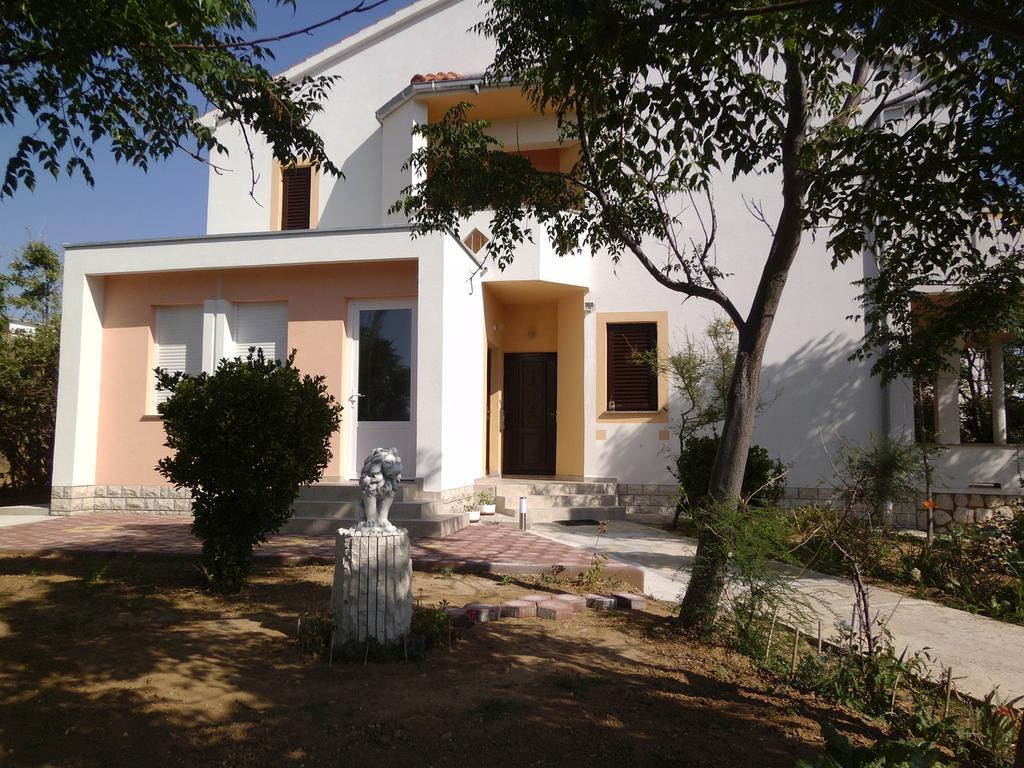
[348, 300, 416, 478]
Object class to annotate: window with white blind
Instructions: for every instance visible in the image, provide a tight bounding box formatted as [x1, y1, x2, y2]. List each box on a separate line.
[232, 302, 288, 361]
[154, 306, 203, 405]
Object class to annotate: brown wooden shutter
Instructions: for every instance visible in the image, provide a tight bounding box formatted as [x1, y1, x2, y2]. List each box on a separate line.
[280, 166, 311, 230]
[607, 322, 658, 411]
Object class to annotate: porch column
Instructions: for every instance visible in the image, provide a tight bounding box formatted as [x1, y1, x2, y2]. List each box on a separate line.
[991, 338, 1007, 445]
[52, 264, 105, 490]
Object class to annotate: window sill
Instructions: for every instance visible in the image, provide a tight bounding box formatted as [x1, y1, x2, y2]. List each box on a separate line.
[597, 409, 669, 424]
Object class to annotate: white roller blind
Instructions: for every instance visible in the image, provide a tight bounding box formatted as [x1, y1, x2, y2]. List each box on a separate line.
[155, 306, 203, 405]
[233, 302, 288, 361]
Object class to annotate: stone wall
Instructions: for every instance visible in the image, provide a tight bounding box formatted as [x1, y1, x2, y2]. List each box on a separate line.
[618, 484, 678, 518]
[437, 484, 477, 515]
[779, 486, 1020, 532]
[50, 485, 192, 515]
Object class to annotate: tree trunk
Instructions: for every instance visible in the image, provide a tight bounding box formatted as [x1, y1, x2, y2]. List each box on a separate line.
[678, 45, 809, 633]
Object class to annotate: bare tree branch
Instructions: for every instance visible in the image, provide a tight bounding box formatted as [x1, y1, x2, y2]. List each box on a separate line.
[161, 0, 390, 51]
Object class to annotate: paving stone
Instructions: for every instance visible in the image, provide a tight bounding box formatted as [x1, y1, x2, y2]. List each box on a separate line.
[463, 602, 501, 623]
[552, 593, 587, 613]
[520, 594, 552, 605]
[583, 594, 616, 610]
[612, 592, 647, 611]
[500, 600, 537, 618]
[535, 600, 573, 621]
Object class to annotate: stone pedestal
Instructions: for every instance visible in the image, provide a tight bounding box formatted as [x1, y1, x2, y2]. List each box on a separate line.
[331, 527, 413, 648]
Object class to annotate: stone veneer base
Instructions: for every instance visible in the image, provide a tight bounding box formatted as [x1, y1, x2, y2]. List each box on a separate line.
[778, 487, 1019, 532]
[50, 485, 192, 516]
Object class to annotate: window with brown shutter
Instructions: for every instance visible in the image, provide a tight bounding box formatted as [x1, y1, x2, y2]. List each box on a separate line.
[280, 166, 312, 230]
[606, 322, 658, 412]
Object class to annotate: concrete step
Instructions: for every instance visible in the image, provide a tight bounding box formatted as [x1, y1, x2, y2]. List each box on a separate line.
[0, 504, 51, 516]
[290, 499, 440, 520]
[497, 506, 627, 524]
[489, 481, 617, 497]
[297, 482, 420, 502]
[496, 493, 618, 508]
[280, 512, 469, 539]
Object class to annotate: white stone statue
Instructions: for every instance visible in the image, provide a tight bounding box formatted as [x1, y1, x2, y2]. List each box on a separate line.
[355, 447, 403, 532]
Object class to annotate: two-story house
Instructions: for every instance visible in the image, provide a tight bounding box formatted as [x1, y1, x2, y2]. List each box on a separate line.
[50, 0, 1022, 532]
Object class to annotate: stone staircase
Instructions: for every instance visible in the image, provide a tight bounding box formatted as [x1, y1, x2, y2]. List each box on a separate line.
[476, 478, 626, 524]
[280, 480, 468, 539]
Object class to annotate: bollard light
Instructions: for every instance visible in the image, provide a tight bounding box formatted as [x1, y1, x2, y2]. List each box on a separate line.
[518, 496, 528, 531]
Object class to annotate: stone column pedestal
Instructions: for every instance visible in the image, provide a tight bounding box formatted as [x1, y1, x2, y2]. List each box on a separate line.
[331, 527, 413, 649]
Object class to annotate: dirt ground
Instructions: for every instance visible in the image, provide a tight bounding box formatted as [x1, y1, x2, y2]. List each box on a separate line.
[0, 553, 884, 767]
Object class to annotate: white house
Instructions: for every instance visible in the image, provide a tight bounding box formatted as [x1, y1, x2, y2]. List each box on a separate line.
[51, 0, 1022, 531]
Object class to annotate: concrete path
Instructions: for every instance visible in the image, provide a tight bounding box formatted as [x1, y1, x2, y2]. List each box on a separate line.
[0, 504, 52, 528]
[531, 519, 1024, 703]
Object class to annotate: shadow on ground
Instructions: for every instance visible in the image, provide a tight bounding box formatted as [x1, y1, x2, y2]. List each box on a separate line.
[0, 553, 881, 767]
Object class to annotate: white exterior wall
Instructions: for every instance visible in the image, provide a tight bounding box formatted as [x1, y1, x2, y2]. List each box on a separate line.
[415, 239, 487, 491]
[206, 0, 495, 234]
[584, 170, 882, 488]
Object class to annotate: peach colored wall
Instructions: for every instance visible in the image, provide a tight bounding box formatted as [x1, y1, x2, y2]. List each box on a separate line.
[96, 261, 418, 485]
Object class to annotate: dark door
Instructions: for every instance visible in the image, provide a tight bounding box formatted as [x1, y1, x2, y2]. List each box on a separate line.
[503, 353, 557, 475]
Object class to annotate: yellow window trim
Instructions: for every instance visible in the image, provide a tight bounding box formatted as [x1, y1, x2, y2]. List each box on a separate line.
[269, 159, 320, 231]
[596, 311, 669, 424]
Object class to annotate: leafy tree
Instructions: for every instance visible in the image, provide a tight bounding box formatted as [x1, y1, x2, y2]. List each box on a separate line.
[0, 241, 61, 496]
[394, 1, 1023, 632]
[156, 350, 342, 591]
[0, 0, 389, 197]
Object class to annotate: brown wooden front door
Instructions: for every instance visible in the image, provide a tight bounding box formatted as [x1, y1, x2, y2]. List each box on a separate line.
[503, 352, 557, 475]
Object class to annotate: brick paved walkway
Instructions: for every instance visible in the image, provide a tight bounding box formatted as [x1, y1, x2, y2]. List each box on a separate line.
[0, 515, 643, 588]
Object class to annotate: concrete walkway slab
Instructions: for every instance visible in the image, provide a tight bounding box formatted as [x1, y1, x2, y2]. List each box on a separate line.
[530, 519, 1024, 702]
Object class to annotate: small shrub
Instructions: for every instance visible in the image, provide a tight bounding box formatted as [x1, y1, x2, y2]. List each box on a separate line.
[328, 605, 456, 663]
[157, 350, 342, 592]
[795, 723, 949, 768]
[676, 434, 786, 517]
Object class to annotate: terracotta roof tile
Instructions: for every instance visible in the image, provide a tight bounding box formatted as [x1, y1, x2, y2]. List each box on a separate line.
[410, 71, 465, 84]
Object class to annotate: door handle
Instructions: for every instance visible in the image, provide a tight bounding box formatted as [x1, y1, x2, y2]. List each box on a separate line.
[349, 393, 364, 404]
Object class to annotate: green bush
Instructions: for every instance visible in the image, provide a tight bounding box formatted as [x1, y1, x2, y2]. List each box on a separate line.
[676, 434, 786, 513]
[157, 350, 342, 591]
[0, 241, 61, 497]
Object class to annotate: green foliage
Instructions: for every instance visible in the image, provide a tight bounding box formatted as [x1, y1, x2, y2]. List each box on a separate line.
[713, 501, 806, 655]
[835, 436, 938, 526]
[677, 435, 786, 514]
[634, 317, 737, 443]
[0, 0, 366, 197]
[902, 519, 1024, 621]
[795, 724, 949, 768]
[0, 241, 61, 494]
[156, 350, 342, 591]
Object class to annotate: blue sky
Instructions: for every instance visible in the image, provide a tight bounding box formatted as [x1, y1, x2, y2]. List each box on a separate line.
[0, 0, 414, 269]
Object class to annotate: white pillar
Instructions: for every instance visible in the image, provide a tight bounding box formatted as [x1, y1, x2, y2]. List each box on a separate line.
[52, 265, 105, 489]
[991, 338, 1007, 445]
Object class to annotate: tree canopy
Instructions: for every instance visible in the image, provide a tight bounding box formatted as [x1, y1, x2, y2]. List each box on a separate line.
[395, 0, 1024, 631]
[0, 0, 387, 197]
[0, 241, 61, 495]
